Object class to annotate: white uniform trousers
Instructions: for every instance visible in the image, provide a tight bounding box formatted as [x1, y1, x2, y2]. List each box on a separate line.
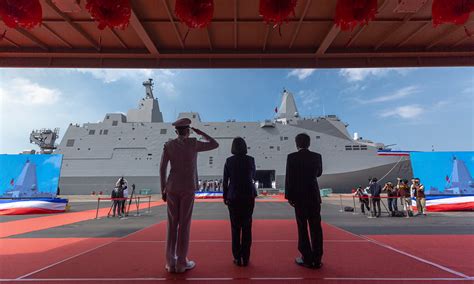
[165, 190, 195, 269]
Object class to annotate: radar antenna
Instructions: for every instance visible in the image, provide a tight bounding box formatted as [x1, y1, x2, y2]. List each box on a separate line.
[30, 128, 59, 154]
[143, 78, 154, 99]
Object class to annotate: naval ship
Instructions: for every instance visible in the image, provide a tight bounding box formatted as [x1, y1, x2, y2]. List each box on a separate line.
[32, 79, 412, 194]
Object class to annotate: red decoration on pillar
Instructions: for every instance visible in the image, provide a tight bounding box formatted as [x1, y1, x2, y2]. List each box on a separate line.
[175, 0, 214, 29]
[335, 0, 378, 31]
[432, 0, 474, 26]
[259, 0, 297, 27]
[0, 0, 42, 29]
[85, 0, 131, 30]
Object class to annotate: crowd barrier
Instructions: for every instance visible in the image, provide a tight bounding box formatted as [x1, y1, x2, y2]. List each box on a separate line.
[95, 195, 152, 219]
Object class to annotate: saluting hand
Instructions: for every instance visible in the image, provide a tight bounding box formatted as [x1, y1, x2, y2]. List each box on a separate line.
[191, 127, 205, 136]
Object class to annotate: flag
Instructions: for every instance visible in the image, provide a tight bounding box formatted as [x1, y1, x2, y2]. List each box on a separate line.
[445, 175, 450, 183]
[274, 107, 278, 113]
[10, 178, 14, 186]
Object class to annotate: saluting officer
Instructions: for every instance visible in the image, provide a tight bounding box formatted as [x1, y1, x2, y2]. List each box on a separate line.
[160, 118, 219, 273]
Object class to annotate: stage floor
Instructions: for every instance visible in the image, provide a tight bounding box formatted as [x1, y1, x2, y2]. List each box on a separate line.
[1, 197, 473, 283]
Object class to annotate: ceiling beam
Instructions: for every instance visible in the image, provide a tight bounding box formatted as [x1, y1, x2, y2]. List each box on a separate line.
[162, 0, 185, 49]
[234, 0, 238, 49]
[206, 28, 213, 51]
[15, 28, 48, 50]
[2, 50, 473, 59]
[397, 22, 430, 48]
[345, 26, 366, 48]
[41, 18, 434, 25]
[42, 23, 73, 48]
[315, 24, 340, 55]
[2, 35, 20, 48]
[129, 4, 159, 55]
[426, 25, 465, 50]
[289, 0, 311, 49]
[262, 25, 271, 51]
[44, 0, 99, 51]
[110, 28, 128, 49]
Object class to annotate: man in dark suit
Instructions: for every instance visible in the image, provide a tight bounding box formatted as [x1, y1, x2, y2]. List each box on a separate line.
[285, 133, 323, 269]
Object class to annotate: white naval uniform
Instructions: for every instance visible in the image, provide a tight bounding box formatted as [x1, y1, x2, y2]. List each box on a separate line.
[160, 136, 218, 270]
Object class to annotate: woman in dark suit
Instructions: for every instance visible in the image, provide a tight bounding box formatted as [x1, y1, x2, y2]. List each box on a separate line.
[223, 137, 257, 267]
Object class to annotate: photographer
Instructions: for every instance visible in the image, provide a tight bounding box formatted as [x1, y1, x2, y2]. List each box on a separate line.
[411, 178, 426, 216]
[397, 178, 412, 217]
[115, 177, 128, 217]
[354, 186, 370, 214]
[368, 178, 382, 218]
[382, 182, 398, 216]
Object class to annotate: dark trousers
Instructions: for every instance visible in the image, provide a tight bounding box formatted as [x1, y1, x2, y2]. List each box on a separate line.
[387, 197, 398, 212]
[112, 200, 120, 216]
[371, 197, 381, 217]
[228, 200, 255, 262]
[359, 198, 370, 213]
[294, 201, 323, 265]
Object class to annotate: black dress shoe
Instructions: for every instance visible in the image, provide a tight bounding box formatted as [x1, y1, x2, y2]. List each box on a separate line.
[313, 262, 323, 269]
[233, 258, 242, 266]
[242, 258, 249, 267]
[295, 257, 313, 268]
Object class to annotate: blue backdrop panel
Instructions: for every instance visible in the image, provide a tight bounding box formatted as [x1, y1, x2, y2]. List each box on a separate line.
[0, 154, 63, 198]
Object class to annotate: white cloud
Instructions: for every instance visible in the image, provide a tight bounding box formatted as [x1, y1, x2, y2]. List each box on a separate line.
[75, 69, 153, 83]
[339, 68, 412, 82]
[296, 90, 320, 110]
[74, 69, 176, 83]
[379, 105, 424, 119]
[0, 78, 61, 105]
[358, 86, 419, 104]
[288, 69, 316, 80]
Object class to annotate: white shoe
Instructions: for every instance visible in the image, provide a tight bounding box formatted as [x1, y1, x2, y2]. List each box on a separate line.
[176, 260, 196, 273]
[165, 264, 175, 273]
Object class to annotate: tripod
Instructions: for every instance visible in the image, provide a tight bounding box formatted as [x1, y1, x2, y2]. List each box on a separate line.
[125, 184, 137, 217]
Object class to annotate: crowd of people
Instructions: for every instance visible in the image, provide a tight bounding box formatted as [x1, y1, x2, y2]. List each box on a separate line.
[159, 118, 323, 273]
[354, 177, 426, 218]
[197, 179, 223, 191]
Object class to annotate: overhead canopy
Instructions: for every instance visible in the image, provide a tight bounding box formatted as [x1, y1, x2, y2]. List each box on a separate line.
[0, 0, 473, 68]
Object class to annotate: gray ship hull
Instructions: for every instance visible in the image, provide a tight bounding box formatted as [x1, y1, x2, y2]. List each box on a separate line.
[58, 160, 412, 195]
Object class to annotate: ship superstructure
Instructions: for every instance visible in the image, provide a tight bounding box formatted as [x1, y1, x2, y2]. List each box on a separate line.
[55, 79, 411, 194]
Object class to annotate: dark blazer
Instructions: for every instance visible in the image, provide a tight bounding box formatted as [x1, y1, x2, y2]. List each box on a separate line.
[223, 155, 257, 202]
[369, 182, 382, 197]
[285, 149, 323, 203]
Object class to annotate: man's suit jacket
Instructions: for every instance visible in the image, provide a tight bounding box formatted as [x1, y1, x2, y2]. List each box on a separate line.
[285, 149, 323, 204]
[223, 154, 257, 202]
[160, 137, 218, 193]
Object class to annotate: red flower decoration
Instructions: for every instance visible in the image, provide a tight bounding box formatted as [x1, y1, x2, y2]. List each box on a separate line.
[0, 0, 42, 29]
[175, 0, 214, 29]
[335, 0, 378, 31]
[86, 0, 131, 30]
[259, 0, 297, 27]
[432, 0, 474, 26]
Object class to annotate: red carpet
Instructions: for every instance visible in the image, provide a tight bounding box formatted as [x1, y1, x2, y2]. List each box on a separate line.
[0, 201, 164, 238]
[8, 220, 467, 282]
[367, 235, 474, 277]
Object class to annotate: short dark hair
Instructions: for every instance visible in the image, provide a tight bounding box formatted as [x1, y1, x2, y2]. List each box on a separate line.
[176, 127, 189, 136]
[231, 137, 247, 155]
[295, 133, 310, 149]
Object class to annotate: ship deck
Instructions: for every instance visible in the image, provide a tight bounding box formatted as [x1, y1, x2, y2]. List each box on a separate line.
[1, 195, 473, 283]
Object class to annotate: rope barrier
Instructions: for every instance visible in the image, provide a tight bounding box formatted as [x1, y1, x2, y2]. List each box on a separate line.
[94, 195, 152, 219]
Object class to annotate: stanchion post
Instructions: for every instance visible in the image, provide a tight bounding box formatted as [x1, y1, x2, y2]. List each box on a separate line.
[352, 195, 357, 215]
[136, 196, 141, 216]
[339, 194, 344, 212]
[95, 198, 100, 219]
[147, 196, 151, 213]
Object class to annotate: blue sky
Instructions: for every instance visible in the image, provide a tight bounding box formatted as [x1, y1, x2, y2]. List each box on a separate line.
[0, 67, 473, 154]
